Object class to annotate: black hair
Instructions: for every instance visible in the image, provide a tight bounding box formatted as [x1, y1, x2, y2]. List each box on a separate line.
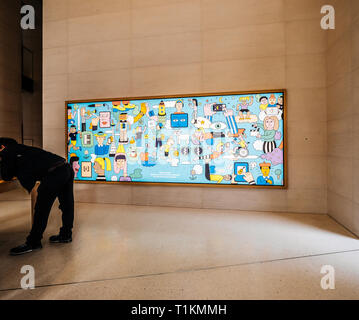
[0, 137, 18, 147]
[192, 98, 198, 106]
[259, 96, 268, 102]
[115, 154, 126, 161]
[69, 155, 79, 166]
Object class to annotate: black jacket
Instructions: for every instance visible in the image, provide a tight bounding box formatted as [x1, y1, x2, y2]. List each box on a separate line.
[0, 144, 65, 192]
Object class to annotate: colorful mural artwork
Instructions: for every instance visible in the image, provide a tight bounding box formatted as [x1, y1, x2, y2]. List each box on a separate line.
[66, 91, 286, 187]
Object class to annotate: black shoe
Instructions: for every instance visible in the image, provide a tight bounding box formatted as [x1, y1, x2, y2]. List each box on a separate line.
[49, 234, 72, 243]
[10, 243, 42, 256]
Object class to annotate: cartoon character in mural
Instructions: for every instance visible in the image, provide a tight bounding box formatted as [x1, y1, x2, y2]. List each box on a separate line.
[203, 159, 232, 184]
[236, 96, 253, 120]
[67, 105, 77, 126]
[69, 153, 80, 178]
[93, 157, 112, 181]
[170, 100, 188, 128]
[232, 128, 249, 158]
[189, 98, 199, 125]
[259, 94, 282, 121]
[268, 94, 277, 108]
[114, 144, 132, 182]
[89, 113, 100, 131]
[256, 162, 274, 185]
[79, 107, 93, 132]
[259, 96, 269, 111]
[162, 137, 175, 158]
[140, 143, 157, 167]
[68, 125, 82, 152]
[107, 129, 117, 157]
[277, 95, 284, 120]
[253, 116, 279, 154]
[116, 113, 133, 144]
[128, 138, 139, 161]
[174, 100, 184, 114]
[94, 131, 111, 156]
[155, 123, 165, 149]
[134, 125, 147, 148]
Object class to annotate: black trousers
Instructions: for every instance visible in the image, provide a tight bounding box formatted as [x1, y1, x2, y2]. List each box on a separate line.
[27, 163, 74, 245]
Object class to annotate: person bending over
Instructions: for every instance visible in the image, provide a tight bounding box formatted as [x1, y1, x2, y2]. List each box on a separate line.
[0, 138, 74, 255]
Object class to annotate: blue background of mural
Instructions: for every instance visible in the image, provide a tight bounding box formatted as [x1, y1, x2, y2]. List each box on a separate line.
[67, 92, 285, 186]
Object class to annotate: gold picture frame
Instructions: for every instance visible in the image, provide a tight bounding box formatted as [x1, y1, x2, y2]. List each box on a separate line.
[65, 89, 287, 189]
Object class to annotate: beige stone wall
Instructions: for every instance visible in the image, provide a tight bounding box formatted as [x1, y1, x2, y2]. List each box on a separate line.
[21, 0, 43, 148]
[326, 0, 359, 234]
[0, 0, 42, 148]
[43, 0, 329, 213]
[0, 0, 22, 192]
[0, 0, 22, 141]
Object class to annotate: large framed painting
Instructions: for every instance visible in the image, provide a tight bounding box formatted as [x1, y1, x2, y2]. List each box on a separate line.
[66, 90, 286, 188]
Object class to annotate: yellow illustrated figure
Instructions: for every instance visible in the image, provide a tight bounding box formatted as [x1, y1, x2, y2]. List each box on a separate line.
[256, 162, 274, 185]
[93, 157, 111, 182]
[259, 96, 269, 111]
[68, 125, 82, 152]
[157, 100, 167, 126]
[261, 163, 270, 176]
[158, 100, 166, 116]
[236, 128, 247, 149]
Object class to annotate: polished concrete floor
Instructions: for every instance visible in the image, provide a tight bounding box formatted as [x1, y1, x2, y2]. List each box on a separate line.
[0, 188, 358, 300]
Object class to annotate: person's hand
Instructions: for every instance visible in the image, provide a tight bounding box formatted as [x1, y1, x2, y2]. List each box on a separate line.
[223, 108, 233, 117]
[243, 172, 255, 183]
[204, 103, 216, 116]
[0, 145, 5, 152]
[267, 179, 273, 185]
[256, 133, 261, 139]
[231, 174, 237, 184]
